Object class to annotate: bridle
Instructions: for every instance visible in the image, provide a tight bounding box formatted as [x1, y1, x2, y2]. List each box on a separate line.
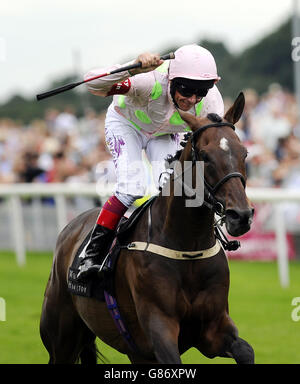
[125, 121, 247, 263]
[161, 120, 247, 250]
[190, 121, 246, 216]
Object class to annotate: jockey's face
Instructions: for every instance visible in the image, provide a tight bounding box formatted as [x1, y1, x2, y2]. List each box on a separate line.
[174, 90, 202, 111]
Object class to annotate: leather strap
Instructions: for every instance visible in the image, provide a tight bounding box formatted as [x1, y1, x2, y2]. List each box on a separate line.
[126, 241, 221, 260]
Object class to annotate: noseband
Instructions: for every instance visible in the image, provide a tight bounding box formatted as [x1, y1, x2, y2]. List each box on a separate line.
[190, 122, 246, 216]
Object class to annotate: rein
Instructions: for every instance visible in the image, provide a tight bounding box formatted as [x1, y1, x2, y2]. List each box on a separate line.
[191, 121, 245, 251]
[169, 121, 246, 217]
[168, 120, 245, 252]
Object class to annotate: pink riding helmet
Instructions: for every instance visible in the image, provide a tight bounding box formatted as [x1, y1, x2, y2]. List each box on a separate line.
[169, 44, 221, 81]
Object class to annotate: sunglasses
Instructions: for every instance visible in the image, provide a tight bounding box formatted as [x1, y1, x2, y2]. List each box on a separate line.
[176, 84, 209, 98]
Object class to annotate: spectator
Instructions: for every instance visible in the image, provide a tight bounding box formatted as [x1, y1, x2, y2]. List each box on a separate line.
[54, 105, 78, 139]
[273, 134, 300, 188]
[46, 150, 80, 183]
[246, 143, 278, 187]
[13, 151, 46, 183]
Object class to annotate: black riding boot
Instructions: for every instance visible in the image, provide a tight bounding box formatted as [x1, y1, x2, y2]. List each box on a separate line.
[77, 225, 114, 281]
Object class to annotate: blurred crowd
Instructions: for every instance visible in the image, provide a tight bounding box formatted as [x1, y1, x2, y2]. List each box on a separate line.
[0, 106, 115, 186]
[0, 84, 300, 191]
[233, 84, 300, 189]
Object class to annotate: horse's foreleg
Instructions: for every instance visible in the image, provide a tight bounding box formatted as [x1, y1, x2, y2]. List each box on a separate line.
[197, 314, 255, 364]
[219, 318, 254, 364]
[140, 311, 181, 364]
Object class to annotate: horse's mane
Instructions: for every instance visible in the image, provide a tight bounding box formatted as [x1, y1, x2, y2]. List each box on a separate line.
[166, 113, 222, 165]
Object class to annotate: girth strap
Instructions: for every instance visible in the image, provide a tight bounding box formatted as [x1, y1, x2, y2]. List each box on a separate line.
[126, 241, 221, 260]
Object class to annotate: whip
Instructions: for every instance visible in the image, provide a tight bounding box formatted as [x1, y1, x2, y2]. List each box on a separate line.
[36, 52, 175, 101]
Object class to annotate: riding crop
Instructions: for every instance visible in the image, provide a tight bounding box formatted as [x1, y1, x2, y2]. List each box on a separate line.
[36, 52, 175, 101]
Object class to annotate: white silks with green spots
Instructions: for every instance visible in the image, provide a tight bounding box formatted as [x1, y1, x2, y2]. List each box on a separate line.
[84, 60, 224, 139]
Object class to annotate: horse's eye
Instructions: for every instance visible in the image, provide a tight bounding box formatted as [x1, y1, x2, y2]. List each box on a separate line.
[199, 150, 210, 162]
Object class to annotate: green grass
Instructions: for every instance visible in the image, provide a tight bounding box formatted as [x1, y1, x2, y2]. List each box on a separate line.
[0, 251, 299, 364]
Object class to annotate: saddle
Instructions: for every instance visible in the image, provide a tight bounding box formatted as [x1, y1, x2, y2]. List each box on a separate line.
[67, 196, 157, 302]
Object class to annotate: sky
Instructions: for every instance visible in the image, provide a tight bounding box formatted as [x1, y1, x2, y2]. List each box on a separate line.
[0, 0, 298, 103]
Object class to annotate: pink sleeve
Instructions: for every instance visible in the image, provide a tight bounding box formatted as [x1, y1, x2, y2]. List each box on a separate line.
[84, 62, 154, 101]
[84, 61, 135, 96]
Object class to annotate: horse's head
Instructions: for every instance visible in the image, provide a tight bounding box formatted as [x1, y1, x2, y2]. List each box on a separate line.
[179, 92, 254, 237]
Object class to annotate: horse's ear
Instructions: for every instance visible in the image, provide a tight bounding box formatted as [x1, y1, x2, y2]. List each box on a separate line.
[178, 110, 202, 132]
[224, 92, 245, 125]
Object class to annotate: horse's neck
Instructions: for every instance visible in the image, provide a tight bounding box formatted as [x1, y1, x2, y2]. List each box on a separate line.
[151, 140, 215, 250]
[160, 195, 215, 249]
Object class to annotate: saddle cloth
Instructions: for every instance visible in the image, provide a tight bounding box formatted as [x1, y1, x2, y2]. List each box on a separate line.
[67, 196, 157, 302]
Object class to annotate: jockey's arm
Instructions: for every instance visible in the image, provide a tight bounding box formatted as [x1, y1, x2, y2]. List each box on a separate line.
[84, 53, 162, 97]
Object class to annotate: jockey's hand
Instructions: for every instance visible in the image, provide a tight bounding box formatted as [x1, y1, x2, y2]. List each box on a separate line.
[129, 53, 163, 76]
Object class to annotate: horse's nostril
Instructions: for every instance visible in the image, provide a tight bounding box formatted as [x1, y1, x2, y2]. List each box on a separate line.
[226, 209, 240, 221]
[226, 208, 253, 224]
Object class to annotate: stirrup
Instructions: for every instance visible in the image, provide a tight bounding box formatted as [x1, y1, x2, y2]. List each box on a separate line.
[97, 252, 112, 278]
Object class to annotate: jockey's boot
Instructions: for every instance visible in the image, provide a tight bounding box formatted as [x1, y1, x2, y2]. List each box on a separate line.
[76, 224, 114, 281]
[76, 195, 129, 281]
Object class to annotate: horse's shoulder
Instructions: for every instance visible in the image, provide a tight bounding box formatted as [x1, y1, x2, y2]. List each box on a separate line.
[55, 208, 98, 255]
[64, 208, 99, 232]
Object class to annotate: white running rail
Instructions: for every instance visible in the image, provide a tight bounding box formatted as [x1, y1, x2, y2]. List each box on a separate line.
[0, 183, 299, 288]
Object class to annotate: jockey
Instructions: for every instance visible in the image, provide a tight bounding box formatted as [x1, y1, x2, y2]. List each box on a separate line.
[77, 44, 224, 280]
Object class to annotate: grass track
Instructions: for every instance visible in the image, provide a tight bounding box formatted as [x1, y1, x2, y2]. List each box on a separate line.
[0, 251, 299, 364]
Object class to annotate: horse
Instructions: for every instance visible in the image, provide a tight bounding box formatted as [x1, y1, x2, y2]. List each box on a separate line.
[40, 92, 255, 364]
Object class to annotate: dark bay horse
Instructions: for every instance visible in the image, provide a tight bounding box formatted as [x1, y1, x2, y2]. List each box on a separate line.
[40, 92, 255, 364]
